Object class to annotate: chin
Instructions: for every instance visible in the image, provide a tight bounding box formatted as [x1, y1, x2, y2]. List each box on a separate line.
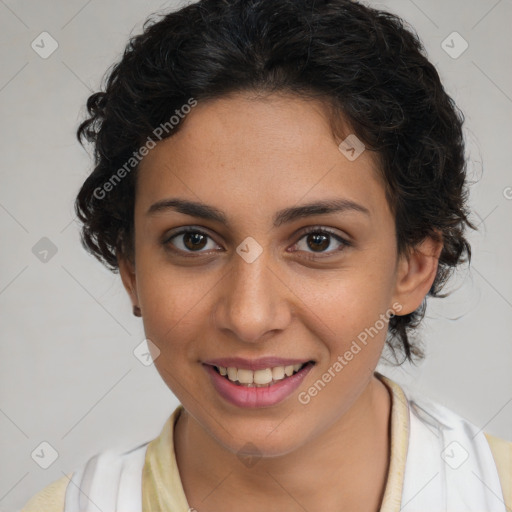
[211, 415, 314, 460]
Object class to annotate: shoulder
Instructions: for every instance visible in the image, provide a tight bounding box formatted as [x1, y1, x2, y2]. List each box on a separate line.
[379, 373, 512, 507]
[19, 410, 181, 512]
[21, 442, 149, 512]
[485, 432, 512, 509]
[21, 473, 71, 512]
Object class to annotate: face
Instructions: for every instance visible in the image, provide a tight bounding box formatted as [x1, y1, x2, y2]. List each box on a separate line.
[120, 92, 436, 457]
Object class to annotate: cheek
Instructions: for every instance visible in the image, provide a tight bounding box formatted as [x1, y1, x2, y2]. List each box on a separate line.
[134, 226, 398, 355]
[288, 261, 396, 351]
[136, 263, 210, 352]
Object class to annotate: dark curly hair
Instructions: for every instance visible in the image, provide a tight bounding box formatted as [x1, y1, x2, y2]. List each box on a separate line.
[75, 0, 475, 365]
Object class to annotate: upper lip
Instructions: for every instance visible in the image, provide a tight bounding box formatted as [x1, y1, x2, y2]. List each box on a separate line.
[203, 357, 313, 371]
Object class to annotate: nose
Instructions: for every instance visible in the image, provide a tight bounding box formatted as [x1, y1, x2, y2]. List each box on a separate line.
[213, 245, 292, 344]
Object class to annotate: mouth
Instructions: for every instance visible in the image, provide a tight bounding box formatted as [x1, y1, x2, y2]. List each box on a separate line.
[203, 359, 315, 408]
[212, 362, 312, 387]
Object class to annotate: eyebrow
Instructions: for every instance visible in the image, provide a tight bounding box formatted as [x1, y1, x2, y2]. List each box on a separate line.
[147, 197, 370, 227]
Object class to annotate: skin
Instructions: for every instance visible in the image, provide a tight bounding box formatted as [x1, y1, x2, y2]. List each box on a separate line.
[119, 92, 442, 512]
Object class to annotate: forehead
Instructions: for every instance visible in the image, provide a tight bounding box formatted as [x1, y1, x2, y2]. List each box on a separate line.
[136, 93, 389, 221]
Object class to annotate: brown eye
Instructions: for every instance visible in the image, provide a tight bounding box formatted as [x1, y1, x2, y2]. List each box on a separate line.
[306, 233, 330, 252]
[164, 229, 220, 254]
[293, 227, 351, 256]
[183, 232, 207, 251]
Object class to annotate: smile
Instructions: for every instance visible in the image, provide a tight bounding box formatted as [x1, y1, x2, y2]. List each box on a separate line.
[203, 358, 315, 408]
[213, 363, 307, 387]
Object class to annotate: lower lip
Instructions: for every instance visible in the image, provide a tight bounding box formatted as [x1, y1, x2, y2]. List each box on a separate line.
[204, 363, 314, 408]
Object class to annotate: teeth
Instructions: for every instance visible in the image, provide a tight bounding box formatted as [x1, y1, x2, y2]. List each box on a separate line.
[227, 367, 238, 381]
[272, 366, 285, 380]
[216, 363, 307, 386]
[254, 368, 272, 385]
[237, 368, 253, 384]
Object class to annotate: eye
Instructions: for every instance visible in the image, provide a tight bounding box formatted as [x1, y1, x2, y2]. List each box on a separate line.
[291, 227, 351, 256]
[162, 226, 351, 258]
[163, 228, 221, 254]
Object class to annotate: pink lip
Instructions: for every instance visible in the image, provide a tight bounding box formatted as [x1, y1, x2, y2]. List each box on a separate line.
[203, 357, 311, 371]
[203, 361, 314, 409]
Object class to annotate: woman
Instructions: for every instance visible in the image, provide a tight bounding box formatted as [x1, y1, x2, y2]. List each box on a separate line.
[22, 0, 511, 510]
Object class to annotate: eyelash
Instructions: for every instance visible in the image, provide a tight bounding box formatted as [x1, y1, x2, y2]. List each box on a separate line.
[162, 226, 352, 259]
[291, 226, 352, 259]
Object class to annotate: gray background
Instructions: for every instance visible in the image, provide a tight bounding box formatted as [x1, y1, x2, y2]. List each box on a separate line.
[0, 0, 511, 509]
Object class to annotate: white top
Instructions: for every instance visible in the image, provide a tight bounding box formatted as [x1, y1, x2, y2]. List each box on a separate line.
[63, 383, 507, 512]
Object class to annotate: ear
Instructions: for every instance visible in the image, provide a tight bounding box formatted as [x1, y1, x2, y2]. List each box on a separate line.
[118, 255, 140, 312]
[391, 235, 443, 315]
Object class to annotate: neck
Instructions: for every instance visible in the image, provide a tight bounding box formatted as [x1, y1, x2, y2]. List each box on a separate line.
[174, 374, 391, 512]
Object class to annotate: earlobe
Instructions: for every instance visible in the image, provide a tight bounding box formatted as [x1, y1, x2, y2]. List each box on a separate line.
[118, 255, 140, 313]
[392, 236, 443, 316]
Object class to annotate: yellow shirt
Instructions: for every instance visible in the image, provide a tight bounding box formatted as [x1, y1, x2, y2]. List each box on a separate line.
[22, 373, 512, 511]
